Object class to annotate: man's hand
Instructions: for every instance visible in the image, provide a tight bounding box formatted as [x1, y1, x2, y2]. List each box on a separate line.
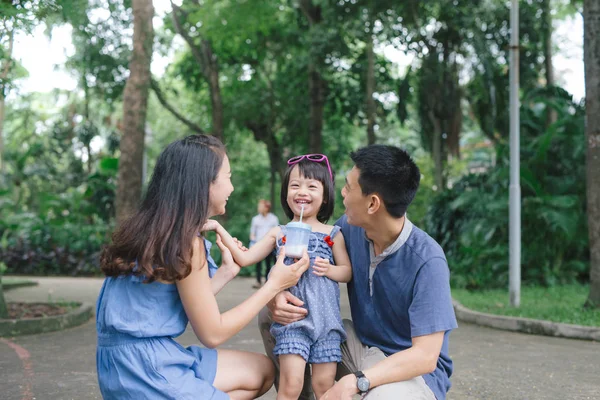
[268, 291, 308, 325]
[322, 374, 359, 400]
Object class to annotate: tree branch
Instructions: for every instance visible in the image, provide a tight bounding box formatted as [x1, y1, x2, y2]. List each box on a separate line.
[298, 0, 321, 24]
[150, 79, 205, 134]
[170, 2, 209, 78]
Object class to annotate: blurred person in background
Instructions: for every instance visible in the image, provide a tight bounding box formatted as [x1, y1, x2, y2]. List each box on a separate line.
[250, 199, 279, 288]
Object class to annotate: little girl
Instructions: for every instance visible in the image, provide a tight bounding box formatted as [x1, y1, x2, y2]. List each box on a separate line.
[210, 154, 352, 400]
[95, 134, 309, 400]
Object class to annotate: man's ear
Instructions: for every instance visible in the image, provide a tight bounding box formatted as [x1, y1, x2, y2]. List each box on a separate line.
[367, 194, 382, 215]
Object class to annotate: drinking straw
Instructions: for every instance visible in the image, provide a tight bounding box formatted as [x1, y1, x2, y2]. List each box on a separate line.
[299, 204, 305, 223]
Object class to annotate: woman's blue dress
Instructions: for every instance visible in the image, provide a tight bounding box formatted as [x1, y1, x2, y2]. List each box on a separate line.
[96, 239, 229, 399]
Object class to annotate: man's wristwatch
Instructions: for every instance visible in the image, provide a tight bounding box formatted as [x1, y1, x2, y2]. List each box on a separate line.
[353, 370, 370, 393]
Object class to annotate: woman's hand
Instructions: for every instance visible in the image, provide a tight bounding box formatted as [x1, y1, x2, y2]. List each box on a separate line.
[264, 247, 309, 293]
[312, 256, 331, 277]
[215, 234, 241, 279]
[201, 219, 221, 232]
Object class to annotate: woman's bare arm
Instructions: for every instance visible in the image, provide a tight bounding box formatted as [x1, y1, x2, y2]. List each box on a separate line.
[177, 239, 309, 348]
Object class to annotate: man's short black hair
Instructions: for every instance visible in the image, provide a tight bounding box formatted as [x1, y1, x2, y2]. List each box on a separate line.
[350, 144, 420, 218]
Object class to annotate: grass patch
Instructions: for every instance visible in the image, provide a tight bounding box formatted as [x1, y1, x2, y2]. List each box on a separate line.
[1, 278, 38, 290]
[452, 284, 600, 327]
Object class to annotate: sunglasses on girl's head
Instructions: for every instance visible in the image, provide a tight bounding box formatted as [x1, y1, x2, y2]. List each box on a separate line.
[287, 154, 333, 181]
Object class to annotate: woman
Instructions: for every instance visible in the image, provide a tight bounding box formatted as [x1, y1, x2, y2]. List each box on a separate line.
[96, 134, 308, 399]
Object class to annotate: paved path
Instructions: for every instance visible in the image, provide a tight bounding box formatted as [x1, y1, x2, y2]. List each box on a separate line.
[1, 277, 599, 400]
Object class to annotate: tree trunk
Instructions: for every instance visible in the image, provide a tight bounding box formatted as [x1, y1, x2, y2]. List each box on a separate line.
[584, 0, 600, 308]
[245, 122, 283, 207]
[201, 40, 224, 142]
[0, 29, 14, 181]
[268, 148, 280, 208]
[542, 0, 557, 126]
[307, 63, 325, 154]
[0, 94, 5, 181]
[0, 277, 8, 319]
[299, 0, 325, 154]
[82, 74, 92, 174]
[116, 0, 154, 223]
[542, 0, 554, 88]
[366, 33, 376, 145]
[429, 110, 444, 190]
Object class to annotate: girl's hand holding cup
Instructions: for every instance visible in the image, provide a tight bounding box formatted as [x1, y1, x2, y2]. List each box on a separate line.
[265, 247, 310, 293]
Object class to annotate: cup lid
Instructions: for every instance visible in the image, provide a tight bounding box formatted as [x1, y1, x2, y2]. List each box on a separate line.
[287, 222, 312, 230]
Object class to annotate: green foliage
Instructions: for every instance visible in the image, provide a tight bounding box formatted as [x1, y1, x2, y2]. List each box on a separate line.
[0, 148, 117, 276]
[1, 0, 590, 290]
[0, 186, 113, 275]
[1, 92, 118, 275]
[425, 88, 588, 289]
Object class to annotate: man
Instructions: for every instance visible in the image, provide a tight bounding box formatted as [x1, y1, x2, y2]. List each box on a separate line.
[250, 199, 279, 288]
[258, 144, 458, 399]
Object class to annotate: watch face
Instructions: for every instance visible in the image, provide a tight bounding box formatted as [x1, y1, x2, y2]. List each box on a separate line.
[357, 377, 370, 392]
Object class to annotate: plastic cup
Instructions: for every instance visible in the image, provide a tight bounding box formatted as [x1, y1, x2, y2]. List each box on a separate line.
[284, 222, 312, 258]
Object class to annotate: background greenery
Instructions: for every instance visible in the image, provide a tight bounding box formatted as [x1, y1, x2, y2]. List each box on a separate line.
[0, 0, 592, 290]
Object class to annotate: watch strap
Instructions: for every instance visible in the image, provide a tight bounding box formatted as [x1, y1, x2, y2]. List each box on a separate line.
[353, 370, 370, 393]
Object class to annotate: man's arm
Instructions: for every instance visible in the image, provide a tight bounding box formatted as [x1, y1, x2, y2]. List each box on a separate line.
[324, 331, 444, 399]
[324, 255, 455, 399]
[363, 331, 443, 386]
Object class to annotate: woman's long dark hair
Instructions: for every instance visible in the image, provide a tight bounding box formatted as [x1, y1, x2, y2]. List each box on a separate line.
[101, 134, 225, 282]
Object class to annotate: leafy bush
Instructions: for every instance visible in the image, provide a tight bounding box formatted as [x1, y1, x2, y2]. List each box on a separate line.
[425, 87, 589, 289]
[0, 157, 117, 276]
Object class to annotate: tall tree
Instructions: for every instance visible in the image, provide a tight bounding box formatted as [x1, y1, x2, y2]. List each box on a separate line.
[0, 28, 13, 181]
[299, 0, 325, 153]
[0, 278, 7, 318]
[365, 18, 376, 145]
[116, 0, 154, 222]
[584, 0, 600, 308]
[541, 0, 554, 88]
[542, 0, 557, 126]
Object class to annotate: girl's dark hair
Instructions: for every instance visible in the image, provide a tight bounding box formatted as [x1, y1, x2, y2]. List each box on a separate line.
[280, 158, 335, 223]
[101, 134, 226, 282]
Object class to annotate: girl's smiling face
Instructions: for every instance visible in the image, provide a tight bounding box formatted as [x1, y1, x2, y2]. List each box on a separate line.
[286, 165, 324, 220]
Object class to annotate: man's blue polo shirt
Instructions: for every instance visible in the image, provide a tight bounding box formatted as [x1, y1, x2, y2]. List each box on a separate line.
[336, 215, 458, 400]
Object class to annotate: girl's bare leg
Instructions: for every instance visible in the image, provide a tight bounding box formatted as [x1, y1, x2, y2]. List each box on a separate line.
[277, 354, 307, 400]
[311, 362, 337, 399]
[213, 349, 274, 400]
